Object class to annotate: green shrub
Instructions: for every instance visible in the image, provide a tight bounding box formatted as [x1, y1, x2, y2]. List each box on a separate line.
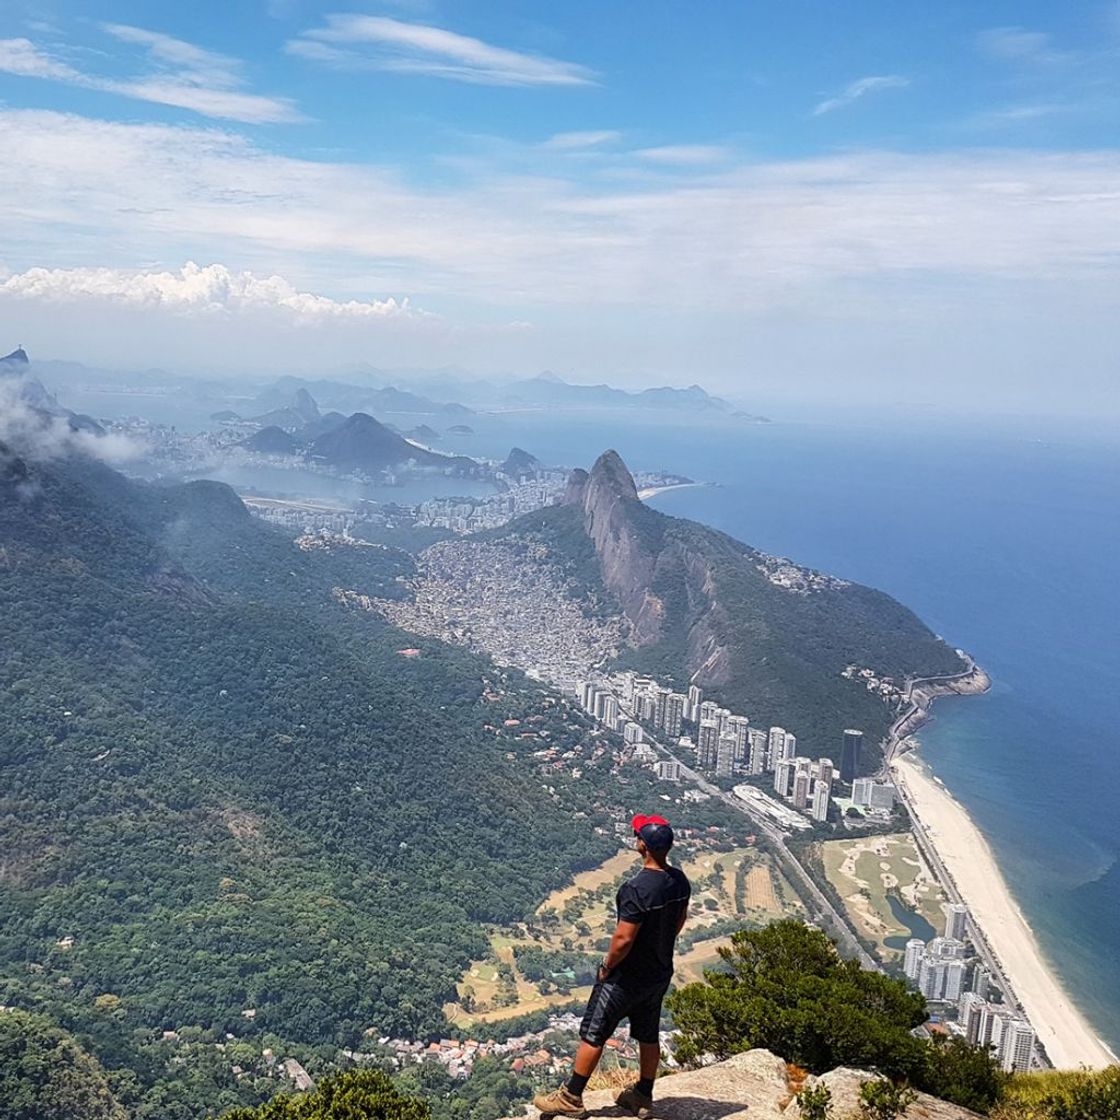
[858, 1080, 917, 1120]
[220, 1069, 430, 1120]
[797, 1083, 833, 1120]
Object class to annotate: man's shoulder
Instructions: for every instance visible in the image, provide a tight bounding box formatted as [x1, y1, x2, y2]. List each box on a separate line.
[669, 864, 691, 888]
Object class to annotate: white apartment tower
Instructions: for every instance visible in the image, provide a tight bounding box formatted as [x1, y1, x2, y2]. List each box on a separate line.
[686, 684, 702, 722]
[903, 939, 925, 980]
[716, 738, 735, 778]
[811, 780, 831, 822]
[664, 692, 686, 739]
[792, 769, 811, 809]
[655, 759, 682, 782]
[774, 758, 796, 798]
[943, 902, 970, 942]
[748, 728, 768, 774]
[767, 727, 786, 769]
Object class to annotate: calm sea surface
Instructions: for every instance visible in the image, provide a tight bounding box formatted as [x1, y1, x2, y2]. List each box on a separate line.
[460, 408, 1120, 1053]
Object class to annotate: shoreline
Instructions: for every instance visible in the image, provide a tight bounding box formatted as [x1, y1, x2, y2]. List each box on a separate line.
[637, 480, 709, 501]
[886, 666, 1115, 1069]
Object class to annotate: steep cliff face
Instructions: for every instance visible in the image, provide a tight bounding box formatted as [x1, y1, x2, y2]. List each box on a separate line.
[550, 449, 966, 750]
[564, 450, 727, 674]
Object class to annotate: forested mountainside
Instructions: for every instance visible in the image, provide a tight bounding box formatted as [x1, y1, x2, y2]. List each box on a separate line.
[497, 451, 964, 756]
[0, 444, 703, 1116]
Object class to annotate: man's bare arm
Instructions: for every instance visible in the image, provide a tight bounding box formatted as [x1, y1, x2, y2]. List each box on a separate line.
[599, 919, 642, 978]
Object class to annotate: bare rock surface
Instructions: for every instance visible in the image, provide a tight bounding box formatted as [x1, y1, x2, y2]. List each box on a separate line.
[511, 1051, 982, 1120]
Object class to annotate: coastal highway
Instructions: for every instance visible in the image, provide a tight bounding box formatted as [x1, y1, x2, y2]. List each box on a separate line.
[878, 651, 988, 776]
[627, 707, 879, 971]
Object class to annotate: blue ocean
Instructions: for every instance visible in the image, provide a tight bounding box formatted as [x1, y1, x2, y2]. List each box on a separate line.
[459, 406, 1120, 1054]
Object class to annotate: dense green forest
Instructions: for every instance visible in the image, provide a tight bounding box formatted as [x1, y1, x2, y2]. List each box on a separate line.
[1, 446, 725, 1117]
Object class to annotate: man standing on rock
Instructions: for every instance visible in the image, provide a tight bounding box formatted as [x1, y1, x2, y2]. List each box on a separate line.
[534, 815, 691, 1119]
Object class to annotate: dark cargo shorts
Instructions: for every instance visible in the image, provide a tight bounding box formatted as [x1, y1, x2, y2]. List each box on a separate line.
[579, 978, 669, 1045]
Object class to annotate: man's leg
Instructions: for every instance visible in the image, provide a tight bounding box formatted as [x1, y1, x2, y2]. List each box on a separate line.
[570, 1041, 605, 1084]
[638, 1041, 660, 1085]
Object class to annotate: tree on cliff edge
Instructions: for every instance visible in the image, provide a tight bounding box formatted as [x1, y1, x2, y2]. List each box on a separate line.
[667, 920, 1006, 1113]
[668, 920, 928, 1075]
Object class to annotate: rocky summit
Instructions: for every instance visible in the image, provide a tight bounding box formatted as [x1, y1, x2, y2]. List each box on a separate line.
[511, 1051, 981, 1120]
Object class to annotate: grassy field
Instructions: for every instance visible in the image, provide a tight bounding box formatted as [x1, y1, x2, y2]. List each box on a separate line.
[819, 832, 947, 959]
[445, 843, 802, 1028]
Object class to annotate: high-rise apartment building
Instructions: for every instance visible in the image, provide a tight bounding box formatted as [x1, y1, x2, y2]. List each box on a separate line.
[623, 722, 643, 744]
[748, 728, 768, 774]
[664, 692, 686, 739]
[970, 964, 991, 1001]
[774, 758, 795, 798]
[817, 757, 834, 787]
[811, 780, 831, 822]
[903, 939, 925, 980]
[653, 687, 671, 731]
[716, 737, 735, 778]
[686, 684, 702, 722]
[768, 727, 787, 769]
[656, 759, 681, 782]
[698, 720, 720, 769]
[943, 902, 970, 942]
[783, 732, 798, 761]
[840, 728, 863, 782]
[792, 769, 811, 809]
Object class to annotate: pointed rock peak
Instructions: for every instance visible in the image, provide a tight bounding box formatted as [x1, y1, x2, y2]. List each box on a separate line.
[563, 467, 589, 505]
[292, 387, 320, 421]
[588, 449, 639, 502]
[1, 346, 29, 366]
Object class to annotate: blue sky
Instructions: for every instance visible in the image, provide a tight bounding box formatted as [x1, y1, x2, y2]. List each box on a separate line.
[0, 2, 1118, 411]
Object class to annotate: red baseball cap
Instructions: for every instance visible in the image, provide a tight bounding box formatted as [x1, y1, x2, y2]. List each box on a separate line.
[632, 813, 674, 852]
[631, 813, 670, 832]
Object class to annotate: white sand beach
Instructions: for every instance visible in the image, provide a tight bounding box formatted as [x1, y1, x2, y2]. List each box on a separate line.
[892, 752, 1116, 1069]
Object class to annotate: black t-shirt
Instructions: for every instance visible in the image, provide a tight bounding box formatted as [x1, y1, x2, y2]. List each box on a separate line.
[614, 865, 691, 986]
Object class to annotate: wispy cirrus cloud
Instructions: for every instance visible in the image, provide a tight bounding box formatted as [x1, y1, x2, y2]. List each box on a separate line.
[541, 130, 621, 150]
[977, 27, 1074, 66]
[813, 75, 909, 116]
[0, 25, 302, 124]
[287, 14, 595, 86]
[632, 144, 729, 165]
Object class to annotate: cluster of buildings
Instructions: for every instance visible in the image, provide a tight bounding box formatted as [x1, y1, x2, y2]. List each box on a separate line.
[903, 902, 1036, 1071]
[958, 994, 1037, 1073]
[414, 472, 570, 532]
[577, 674, 887, 829]
[363, 1012, 673, 1081]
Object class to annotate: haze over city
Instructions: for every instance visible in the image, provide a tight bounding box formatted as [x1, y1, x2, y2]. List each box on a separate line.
[2, 1, 1119, 414]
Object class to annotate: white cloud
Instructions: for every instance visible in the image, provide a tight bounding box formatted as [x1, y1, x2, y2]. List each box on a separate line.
[3, 109, 1120, 316]
[0, 27, 301, 124]
[813, 75, 909, 116]
[0, 262, 423, 320]
[541, 130, 621, 150]
[632, 144, 730, 165]
[977, 27, 1072, 65]
[0, 38, 82, 80]
[1, 108, 1120, 408]
[287, 14, 595, 86]
[0, 381, 144, 466]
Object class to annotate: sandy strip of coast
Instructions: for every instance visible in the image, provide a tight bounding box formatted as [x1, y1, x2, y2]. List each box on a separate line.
[892, 752, 1116, 1070]
[636, 482, 705, 500]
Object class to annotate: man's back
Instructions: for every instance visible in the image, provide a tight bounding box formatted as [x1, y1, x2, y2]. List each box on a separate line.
[615, 865, 691, 986]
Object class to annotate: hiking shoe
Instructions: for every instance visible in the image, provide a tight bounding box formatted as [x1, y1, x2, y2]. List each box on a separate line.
[615, 1086, 654, 1118]
[533, 1087, 586, 1118]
